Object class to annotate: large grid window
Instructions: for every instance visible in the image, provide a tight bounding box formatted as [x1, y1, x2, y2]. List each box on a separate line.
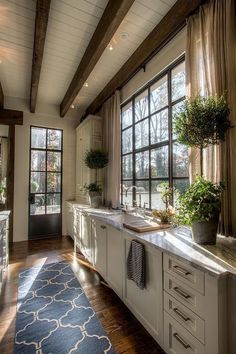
[121, 57, 189, 209]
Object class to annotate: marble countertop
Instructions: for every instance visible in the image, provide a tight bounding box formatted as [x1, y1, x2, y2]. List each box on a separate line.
[67, 202, 236, 278]
[0, 210, 10, 232]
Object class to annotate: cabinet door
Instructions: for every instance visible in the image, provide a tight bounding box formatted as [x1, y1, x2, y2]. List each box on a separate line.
[93, 219, 107, 277]
[124, 237, 163, 345]
[73, 208, 81, 249]
[65, 204, 74, 239]
[106, 226, 124, 298]
[80, 213, 92, 263]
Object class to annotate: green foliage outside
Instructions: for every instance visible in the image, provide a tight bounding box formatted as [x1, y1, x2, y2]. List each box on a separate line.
[175, 176, 224, 225]
[173, 95, 231, 148]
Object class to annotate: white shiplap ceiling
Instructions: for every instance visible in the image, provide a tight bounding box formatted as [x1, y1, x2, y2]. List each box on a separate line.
[0, 0, 177, 118]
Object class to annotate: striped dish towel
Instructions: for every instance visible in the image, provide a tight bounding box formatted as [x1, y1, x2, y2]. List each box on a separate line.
[127, 240, 145, 289]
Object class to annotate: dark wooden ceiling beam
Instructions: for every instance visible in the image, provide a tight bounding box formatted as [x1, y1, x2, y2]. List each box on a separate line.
[60, 0, 135, 117]
[30, 0, 51, 113]
[85, 0, 206, 116]
[0, 82, 4, 109]
[0, 109, 23, 125]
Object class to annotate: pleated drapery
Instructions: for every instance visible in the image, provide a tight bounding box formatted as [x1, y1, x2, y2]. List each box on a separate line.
[186, 0, 236, 236]
[99, 91, 121, 208]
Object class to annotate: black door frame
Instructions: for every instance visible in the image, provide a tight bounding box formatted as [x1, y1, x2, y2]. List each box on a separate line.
[28, 125, 63, 239]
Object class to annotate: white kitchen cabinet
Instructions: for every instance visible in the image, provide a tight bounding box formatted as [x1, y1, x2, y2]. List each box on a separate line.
[80, 212, 93, 264]
[65, 202, 74, 239]
[123, 235, 163, 346]
[106, 226, 124, 298]
[76, 115, 103, 204]
[92, 218, 107, 278]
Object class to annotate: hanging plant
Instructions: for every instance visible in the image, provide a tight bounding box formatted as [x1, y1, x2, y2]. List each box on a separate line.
[173, 95, 231, 149]
[84, 150, 109, 170]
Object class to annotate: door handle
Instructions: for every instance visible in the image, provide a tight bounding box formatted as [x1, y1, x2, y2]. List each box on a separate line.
[173, 265, 191, 276]
[173, 286, 191, 299]
[173, 307, 190, 322]
[29, 194, 35, 204]
[173, 333, 191, 349]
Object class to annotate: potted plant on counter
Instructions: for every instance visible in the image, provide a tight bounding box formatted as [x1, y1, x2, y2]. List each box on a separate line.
[83, 183, 102, 208]
[176, 176, 224, 245]
[84, 149, 108, 208]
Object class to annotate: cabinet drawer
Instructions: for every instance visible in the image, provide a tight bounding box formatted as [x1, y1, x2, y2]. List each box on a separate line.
[164, 312, 205, 354]
[164, 254, 204, 295]
[164, 272, 205, 317]
[164, 292, 205, 344]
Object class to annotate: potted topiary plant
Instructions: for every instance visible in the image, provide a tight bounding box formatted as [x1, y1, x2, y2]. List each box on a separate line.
[83, 183, 102, 208]
[173, 95, 231, 173]
[176, 176, 224, 244]
[84, 150, 108, 207]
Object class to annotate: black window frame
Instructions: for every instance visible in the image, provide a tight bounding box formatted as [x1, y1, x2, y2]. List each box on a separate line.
[120, 54, 189, 208]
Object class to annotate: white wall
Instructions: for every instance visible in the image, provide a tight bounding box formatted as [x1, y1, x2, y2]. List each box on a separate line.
[5, 97, 78, 242]
[121, 28, 186, 103]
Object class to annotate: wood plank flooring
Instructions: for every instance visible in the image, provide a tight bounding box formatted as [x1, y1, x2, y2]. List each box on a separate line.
[0, 236, 165, 354]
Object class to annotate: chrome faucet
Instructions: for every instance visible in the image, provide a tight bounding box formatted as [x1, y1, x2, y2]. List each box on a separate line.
[125, 185, 137, 197]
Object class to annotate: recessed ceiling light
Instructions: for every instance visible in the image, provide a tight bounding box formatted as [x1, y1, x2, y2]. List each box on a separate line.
[71, 104, 75, 109]
[108, 43, 113, 51]
[120, 32, 129, 40]
[84, 82, 88, 87]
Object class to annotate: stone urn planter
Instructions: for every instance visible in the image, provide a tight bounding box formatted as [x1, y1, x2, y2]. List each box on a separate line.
[89, 191, 102, 208]
[192, 213, 219, 245]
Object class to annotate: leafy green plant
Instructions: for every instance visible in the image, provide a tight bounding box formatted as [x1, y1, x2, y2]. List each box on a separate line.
[84, 150, 108, 170]
[176, 176, 224, 225]
[0, 185, 5, 195]
[157, 182, 174, 210]
[83, 183, 102, 194]
[173, 95, 231, 149]
[31, 181, 39, 193]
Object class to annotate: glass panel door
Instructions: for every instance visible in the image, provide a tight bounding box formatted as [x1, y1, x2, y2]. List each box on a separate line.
[29, 127, 63, 239]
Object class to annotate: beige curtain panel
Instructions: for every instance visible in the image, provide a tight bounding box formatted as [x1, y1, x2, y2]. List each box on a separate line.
[99, 91, 121, 209]
[186, 0, 236, 236]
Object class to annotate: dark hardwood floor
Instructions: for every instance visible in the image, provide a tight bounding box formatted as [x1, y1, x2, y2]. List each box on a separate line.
[0, 236, 165, 354]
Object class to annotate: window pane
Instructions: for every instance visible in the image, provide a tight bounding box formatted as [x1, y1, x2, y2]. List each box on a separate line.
[31, 127, 46, 149]
[122, 154, 133, 179]
[135, 118, 149, 149]
[150, 109, 168, 144]
[31, 172, 45, 193]
[122, 128, 133, 154]
[121, 181, 133, 206]
[31, 150, 46, 171]
[47, 152, 61, 172]
[173, 179, 189, 206]
[47, 173, 61, 193]
[135, 90, 148, 121]
[151, 146, 169, 177]
[172, 100, 185, 139]
[47, 129, 62, 150]
[46, 194, 61, 214]
[122, 102, 132, 129]
[135, 151, 149, 178]
[150, 75, 168, 113]
[136, 181, 150, 209]
[30, 194, 45, 215]
[172, 62, 186, 101]
[151, 180, 167, 210]
[173, 143, 189, 177]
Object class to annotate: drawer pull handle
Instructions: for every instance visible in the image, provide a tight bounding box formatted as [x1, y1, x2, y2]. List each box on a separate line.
[173, 286, 191, 299]
[100, 225, 106, 229]
[173, 265, 191, 276]
[173, 307, 190, 322]
[173, 333, 191, 349]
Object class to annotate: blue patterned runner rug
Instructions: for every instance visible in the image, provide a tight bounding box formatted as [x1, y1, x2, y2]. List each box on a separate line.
[14, 261, 115, 354]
